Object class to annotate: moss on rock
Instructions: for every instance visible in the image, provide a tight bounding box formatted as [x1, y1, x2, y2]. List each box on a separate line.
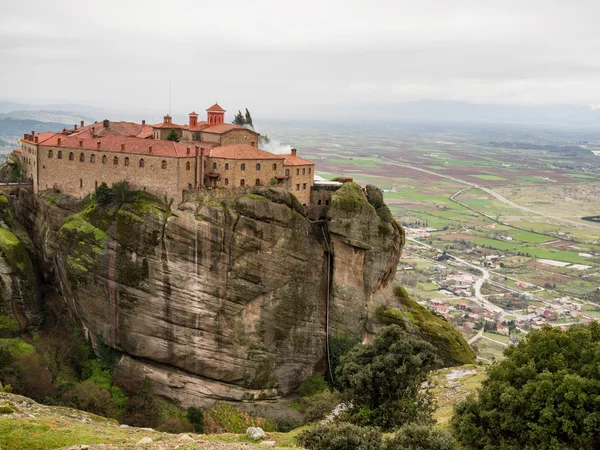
[376, 286, 476, 366]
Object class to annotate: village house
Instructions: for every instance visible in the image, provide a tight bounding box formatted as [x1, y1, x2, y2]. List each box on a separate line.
[16, 104, 316, 205]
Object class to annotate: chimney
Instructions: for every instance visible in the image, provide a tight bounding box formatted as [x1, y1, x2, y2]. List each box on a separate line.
[57, 138, 61, 146]
[63, 128, 67, 134]
[103, 119, 110, 128]
[31, 130, 35, 136]
[74, 124, 78, 130]
[80, 120, 84, 127]
[251, 141, 256, 147]
[34, 136, 38, 143]
[79, 140, 83, 148]
[149, 146, 153, 154]
[291, 148, 297, 156]
[121, 144, 125, 151]
[142, 120, 146, 125]
[97, 141, 101, 149]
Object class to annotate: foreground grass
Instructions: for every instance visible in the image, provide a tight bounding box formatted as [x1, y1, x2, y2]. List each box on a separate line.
[0, 392, 305, 449]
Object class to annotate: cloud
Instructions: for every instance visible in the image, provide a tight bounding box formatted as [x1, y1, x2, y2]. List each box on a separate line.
[2, 0, 600, 118]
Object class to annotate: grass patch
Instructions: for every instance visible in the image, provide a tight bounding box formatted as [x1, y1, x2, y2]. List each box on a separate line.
[469, 174, 506, 181]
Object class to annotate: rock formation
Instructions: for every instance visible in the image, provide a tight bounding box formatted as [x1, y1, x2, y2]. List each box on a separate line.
[5, 183, 473, 407]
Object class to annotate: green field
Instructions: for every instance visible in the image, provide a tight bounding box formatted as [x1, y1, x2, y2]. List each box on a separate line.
[470, 174, 506, 181]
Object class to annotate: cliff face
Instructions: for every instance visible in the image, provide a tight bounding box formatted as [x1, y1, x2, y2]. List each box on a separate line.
[7, 183, 472, 408]
[0, 192, 42, 337]
[9, 185, 404, 406]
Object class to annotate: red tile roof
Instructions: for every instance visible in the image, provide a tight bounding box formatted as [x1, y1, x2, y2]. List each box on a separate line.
[22, 132, 59, 144]
[207, 144, 285, 160]
[152, 122, 187, 129]
[206, 103, 226, 112]
[202, 123, 256, 135]
[38, 135, 190, 158]
[13, 148, 22, 153]
[71, 122, 153, 139]
[188, 121, 209, 131]
[284, 154, 314, 166]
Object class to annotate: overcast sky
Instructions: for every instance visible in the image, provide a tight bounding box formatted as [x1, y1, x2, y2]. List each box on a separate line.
[2, 0, 600, 119]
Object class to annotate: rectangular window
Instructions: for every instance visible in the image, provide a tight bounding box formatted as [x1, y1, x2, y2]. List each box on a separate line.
[302, 168, 305, 175]
[296, 184, 300, 191]
[272, 163, 277, 170]
[303, 183, 307, 190]
[241, 163, 246, 171]
[285, 169, 290, 177]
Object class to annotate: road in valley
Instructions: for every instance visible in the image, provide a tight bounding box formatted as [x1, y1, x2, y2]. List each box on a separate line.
[407, 237, 535, 322]
[379, 157, 600, 231]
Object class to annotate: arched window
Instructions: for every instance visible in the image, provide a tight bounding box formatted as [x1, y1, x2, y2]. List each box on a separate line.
[256, 163, 261, 171]
[69, 152, 74, 161]
[90, 154, 96, 163]
[285, 169, 290, 177]
[224, 178, 229, 185]
[80, 153, 85, 162]
[161, 160, 167, 169]
[124, 157, 130, 166]
[212, 162, 217, 170]
[139, 159, 145, 168]
[79, 179, 83, 188]
[225, 163, 229, 170]
[188, 183, 192, 189]
[308, 167, 312, 174]
[240, 163, 246, 171]
[102, 155, 107, 164]
[240, 179, 245, 186]
[113, 156, 118, 165]
[186, 161, 191, 171]
[57, 150, 62, 160]
[272, 163, 277, 170]
[48, 150, 53, 159]
[296, 168, 300, 175]
[302, 168, 306, 175]
[255, 178, 260, 186]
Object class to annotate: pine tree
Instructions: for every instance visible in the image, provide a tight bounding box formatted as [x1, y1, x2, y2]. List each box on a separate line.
[166, 130, 180, 142]
[232, 110, 245, 125]
[244, 108, 253, 127]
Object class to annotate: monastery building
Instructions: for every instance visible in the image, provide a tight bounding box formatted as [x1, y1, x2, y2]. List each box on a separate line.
[17, 104, 315, 205]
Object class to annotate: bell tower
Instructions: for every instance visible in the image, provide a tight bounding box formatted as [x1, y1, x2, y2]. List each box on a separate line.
[206, 103, 226, 125]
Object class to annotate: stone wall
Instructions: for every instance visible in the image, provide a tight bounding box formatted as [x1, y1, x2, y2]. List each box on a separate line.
[220, 129, 259, 146]
[307, 184, 340, 220]
[206, 157, 284, 189]
[37, 145, 182, 201]
[284, 164, 314, 205]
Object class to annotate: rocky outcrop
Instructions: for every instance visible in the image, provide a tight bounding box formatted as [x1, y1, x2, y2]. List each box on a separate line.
[7, 183, 471, 408]
[0, 191, 42, 336]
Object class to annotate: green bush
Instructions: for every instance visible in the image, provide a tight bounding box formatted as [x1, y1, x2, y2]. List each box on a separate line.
[384, 423, 458, 450]
[297, 422, 382, 450]
[0, 405, 15, 414]
[186, 406, 204, 433]
[276, 418, 300, 432]
[203, 401, 275, 434]
[298, 373, 329, 398]
[328, 332, 361, 388]
[156, 417, 195, 434]
[95, 182, 114, 206]
[301, 390, 342, 424]
[451, 323, 600, 449]
[336, 325, 441, 430]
